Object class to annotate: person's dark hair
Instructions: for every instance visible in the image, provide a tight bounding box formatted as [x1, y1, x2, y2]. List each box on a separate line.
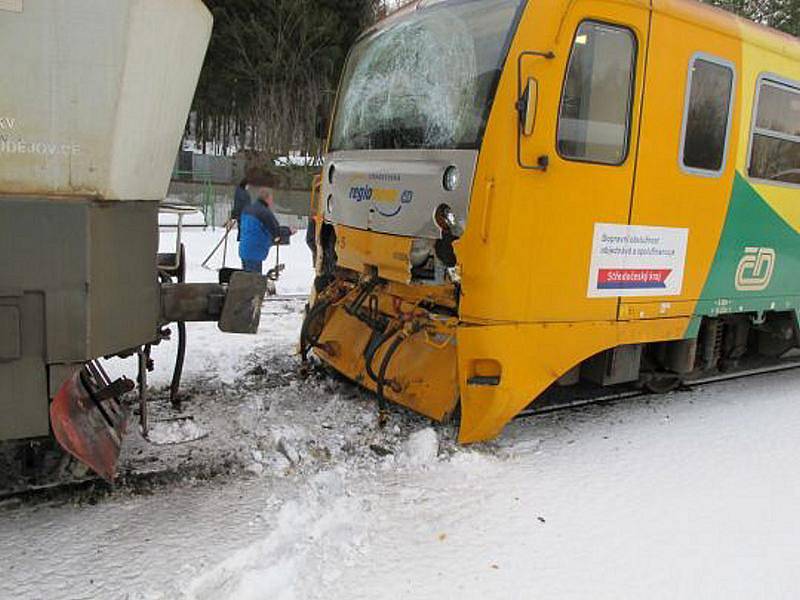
[238, 177, 248, 189]
[248, 172, 278, 189]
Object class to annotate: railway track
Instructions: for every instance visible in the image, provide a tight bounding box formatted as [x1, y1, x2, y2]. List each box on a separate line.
[0, 298, 310, 506]
[0, 455, 247, 508]
[261, 294, 309, 315]
[518, 358, 800, 419]
[263, 294, 309, 302]
[4, 351, 800, 506]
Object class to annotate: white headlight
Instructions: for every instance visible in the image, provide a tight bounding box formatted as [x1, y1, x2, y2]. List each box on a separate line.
[443, 166, 460, 192]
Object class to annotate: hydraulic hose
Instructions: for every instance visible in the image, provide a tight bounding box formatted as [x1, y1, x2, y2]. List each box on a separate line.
[170, 321, 186, 408]
[345, 278, 379, 318]
[364, 327, 396, 385]
[375, 331, 412, 413]
[300, 299, 332, 361]
[303, 278, 381, 362]
[162, 245, 186, 407]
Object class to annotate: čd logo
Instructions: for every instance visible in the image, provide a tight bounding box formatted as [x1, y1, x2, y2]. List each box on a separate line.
[735, 247, 776, 292]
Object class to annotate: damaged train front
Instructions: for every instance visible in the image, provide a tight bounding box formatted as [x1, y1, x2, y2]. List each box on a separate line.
[303, 0, 527, 430]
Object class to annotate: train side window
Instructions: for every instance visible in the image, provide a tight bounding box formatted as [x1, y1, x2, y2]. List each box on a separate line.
[557, 21, 637, 165]
[680, 55, 735, 176]
[748, 77, 800, 186]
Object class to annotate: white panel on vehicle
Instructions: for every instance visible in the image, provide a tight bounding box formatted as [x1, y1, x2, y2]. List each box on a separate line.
[0, 0, 212, 200]
[588, 224, 690, 298]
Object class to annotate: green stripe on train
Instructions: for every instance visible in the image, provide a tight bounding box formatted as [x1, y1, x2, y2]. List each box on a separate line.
[687, 173, 800, 338]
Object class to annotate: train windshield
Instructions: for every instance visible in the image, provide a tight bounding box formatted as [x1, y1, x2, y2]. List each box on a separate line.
[330, 0, 525, 151]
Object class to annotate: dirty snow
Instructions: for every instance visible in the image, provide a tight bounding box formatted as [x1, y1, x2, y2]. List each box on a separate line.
[3, 229, 800, 600]
[145, 418, 208, 447]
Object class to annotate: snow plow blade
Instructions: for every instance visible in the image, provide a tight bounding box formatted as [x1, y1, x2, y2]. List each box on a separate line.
[50, 368, 131, 483]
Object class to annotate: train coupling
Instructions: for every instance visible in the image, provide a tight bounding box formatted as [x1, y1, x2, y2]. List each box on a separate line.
[160, 271, 270, 334]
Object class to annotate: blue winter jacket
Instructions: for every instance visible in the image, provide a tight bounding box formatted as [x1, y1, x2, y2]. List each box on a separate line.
[239, 201, 281, 262]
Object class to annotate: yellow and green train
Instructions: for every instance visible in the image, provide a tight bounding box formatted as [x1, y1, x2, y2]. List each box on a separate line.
[305, 0, 800, 442]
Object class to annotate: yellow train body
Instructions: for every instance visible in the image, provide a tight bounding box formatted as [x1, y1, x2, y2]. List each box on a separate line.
[307, 0, 800, 442]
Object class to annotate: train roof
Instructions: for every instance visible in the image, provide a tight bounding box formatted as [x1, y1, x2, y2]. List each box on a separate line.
[378, 1, 799, 62]
[655, 0, 800, 61]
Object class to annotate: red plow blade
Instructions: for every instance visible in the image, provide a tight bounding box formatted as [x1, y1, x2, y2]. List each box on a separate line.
[50, 366, 131, 483]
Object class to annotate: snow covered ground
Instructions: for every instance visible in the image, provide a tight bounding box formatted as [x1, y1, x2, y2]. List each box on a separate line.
[133, 221, 315, 386]
[3, 229, 800, 600]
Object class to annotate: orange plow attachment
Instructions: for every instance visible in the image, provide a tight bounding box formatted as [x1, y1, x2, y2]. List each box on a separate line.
[50, 365, 132, 482]
[318, 307, 460, 421]
[307, 282, 461, 424]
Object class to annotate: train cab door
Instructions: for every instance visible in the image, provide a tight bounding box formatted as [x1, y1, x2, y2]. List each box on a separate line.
[516, 0, 651, 322]
[622, 5, 742, 321]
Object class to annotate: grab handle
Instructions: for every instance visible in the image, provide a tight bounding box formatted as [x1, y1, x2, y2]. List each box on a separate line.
[480, 179, 495, 243]
[310, 174, 322, 216]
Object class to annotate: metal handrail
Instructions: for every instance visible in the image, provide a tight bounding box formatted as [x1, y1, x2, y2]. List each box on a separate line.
[310, 174, 322, 217]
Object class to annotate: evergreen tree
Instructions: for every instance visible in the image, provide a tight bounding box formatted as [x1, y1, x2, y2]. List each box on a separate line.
[189, 0, 381, 159]
[705, 0, 800, 35]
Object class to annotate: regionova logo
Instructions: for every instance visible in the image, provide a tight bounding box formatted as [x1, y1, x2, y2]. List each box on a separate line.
[735, 246, 776, 292]
[347, 174, 414, 218]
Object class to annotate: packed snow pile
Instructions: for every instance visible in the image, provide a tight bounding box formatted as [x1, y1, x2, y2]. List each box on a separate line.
[399, 428, 439, 466]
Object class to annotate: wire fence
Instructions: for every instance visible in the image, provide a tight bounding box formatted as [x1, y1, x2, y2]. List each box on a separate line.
[168, 169, 312, 231]
[171, 169, 218, 228]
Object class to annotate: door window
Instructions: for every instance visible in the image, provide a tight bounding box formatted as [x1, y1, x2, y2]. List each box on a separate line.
[557, 21, 637, 165]
[680, 55, 735, 175]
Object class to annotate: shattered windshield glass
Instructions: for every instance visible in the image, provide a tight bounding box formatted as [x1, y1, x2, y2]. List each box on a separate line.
[330, 0, 525, 151]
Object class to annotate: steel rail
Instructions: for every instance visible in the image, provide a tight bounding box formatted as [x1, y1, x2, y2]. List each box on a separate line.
[517, 360, 800, 419]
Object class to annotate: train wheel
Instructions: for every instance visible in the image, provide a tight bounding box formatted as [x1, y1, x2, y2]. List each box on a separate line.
[643, 373, 683, 394]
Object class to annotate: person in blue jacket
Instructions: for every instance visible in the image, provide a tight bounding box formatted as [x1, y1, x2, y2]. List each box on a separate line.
[239, 175, 283, 274]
